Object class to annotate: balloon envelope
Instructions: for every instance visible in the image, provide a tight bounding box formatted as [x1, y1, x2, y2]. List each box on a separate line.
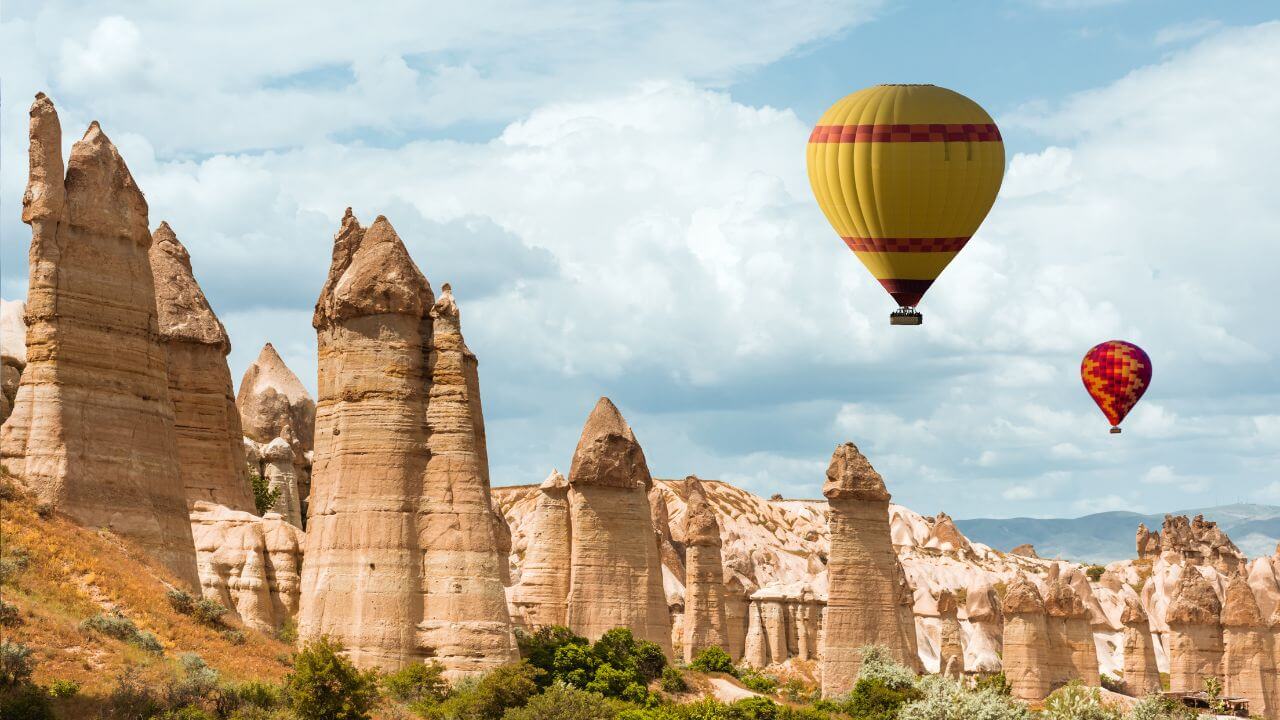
[806, 84, 1005, 315]
[1081, 340, 1152, 432]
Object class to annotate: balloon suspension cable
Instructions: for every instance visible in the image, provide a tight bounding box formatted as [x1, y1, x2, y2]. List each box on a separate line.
[1109, 426, 1122, 434]
[889, 307, 923, 326]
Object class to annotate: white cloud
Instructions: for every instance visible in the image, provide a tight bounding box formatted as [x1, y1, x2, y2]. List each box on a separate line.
[1072, 494, 1131, 514]
[1154, 19, 1223, 46]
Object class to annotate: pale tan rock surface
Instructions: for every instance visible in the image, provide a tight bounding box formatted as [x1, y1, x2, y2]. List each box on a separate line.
[1120, 592, 1161, 696]
[1044, 566, 1100, 688]
[298, 212, 516, 675]
[820, 442, 916, 697]
[0, 95, 197, 587]
[1220, 574, 1276, 719]
[1165, 567, 1224, 692]
[509, 470, 572, 628]
[563, 398, 672, 654]
[150, 222, 253, 513]
[1, 299, 25, 424]
[1002, 574, 1054, 701]
[238, 342, 315, 515]
[190, 501, 303, 632]
[682, 476, 728, 663]
[259, 437, 304, 526]
[936, 590, 964, 679]
[420, 282, 519, 673]
[1010, 544, 1039, 559]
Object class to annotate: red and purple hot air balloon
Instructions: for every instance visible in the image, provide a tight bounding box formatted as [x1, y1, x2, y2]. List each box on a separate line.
[1080, 340, 1152, 434]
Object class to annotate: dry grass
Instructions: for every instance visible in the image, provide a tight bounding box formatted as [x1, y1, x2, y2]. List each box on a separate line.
[0, 472, 292, 710]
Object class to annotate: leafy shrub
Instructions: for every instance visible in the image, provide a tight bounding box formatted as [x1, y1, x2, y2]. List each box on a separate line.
[1085, 565, 1106, 582]
[591, 629, 666, 683]
[660, 666, 688, 693]
[778, 679, 818, 705]
[586, 663, 638, 699]
[426, 662, 543, 720]
[0, 684, 55, 720]
[251, 472, 282, 516]
[35, 502, 54, 519]
[165, 653, 221, 709]
[81, 611, 165, 654]
[222, 629, 247, 646]
[839, 677, 923, 720]
[898, 675, 1031, 720]
[973, 672, 1012, 696]
[167, 588, 197, 615]
[517, 626, 590, 673]
[47, 678, 80, 698]
[0, 598, 21, 626]
[276, 619, 298, 644]
[135, 630, 164, 654]
[1126, 694, 1197, 720]
[689, 647, 737, 676]
[382, 660, 450, 704]
[102, 666, 165, 720]
[737, 667, 778, 695]
[284, 637, 380, 720]
[553, 642, 599, 688]
[1041, 682, 1122, 720]
[193, 599, 229, 626]
[1099, 673, 1125, 694]
[1, 641, 36, 687]
[501, 682, 617, 720]
[230, 680, 283, 710]
[0, 547, 31, 584]
[855, 645, 916, 690]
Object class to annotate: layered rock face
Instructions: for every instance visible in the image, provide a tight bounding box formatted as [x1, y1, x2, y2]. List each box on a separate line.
[1160, 514, 1246, 573]
[1121, 593, 1160, 696]
[419, 283, 519, 673]
[190, 502, 303, 632]
[936, 590, 964, 679]
[564, 398, 672, 654]
[1165, 568, 1224, 692]
[238, 343, 315, 523]
[0, 95, 197, 587]
[1002, 574, 1054, 701]
[681, 477, 728, 663]
[1043, 566, 1100, 688]
[0, 300, 25, 424]
[298, 211, 515, 674]
[509, 471, 572, 628]
[1220, 575, 1276, 719]
[820, 442, 917, 697]
[150, 222, 252, 512]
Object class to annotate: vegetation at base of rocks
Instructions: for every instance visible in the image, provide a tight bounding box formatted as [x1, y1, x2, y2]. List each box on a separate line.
[250, 471, 282, 517]
[737, 666, 779, 694]
[1125, 694, 1197, 720]
[80, 611, 165, 654]
[275, 619, 298, 645]
[1040, 682, 1121, 720]
[1084, 565, 1106, 582]
[283, 637, 380, 720]
[659, 666, 688, 693]
[973, 672, 1013, 696]
[1098, 673, 1125, 694]
[688, 647, 736, 676]
[514, 626, 666, 704]
[381, 660, 450, 705]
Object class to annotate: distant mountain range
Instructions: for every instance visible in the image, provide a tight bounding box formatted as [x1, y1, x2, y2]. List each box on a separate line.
[955, 503, 1280, 564]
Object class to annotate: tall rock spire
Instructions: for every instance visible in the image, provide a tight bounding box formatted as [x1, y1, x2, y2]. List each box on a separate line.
[1220, 575, 1275, 718]
[1165, 568, 1224, 693]
[150, 222, 252, 512]
[564, 397, 672, 654]
[1, 94, 197, 587]
[819, 442, 917, 697]
[511, 470, 572, 628]
[1001, 573, 1053, 701]
[681, 476, 728, 663]
[1120, 591, 1161, 696]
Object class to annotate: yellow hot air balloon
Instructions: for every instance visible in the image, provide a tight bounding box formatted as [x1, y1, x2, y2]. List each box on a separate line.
[806, 84, 1004, 325]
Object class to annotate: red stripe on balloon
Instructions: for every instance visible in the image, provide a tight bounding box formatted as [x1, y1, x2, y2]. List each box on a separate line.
[809, 123, 1002, 143]
[843, 237, 969, 253]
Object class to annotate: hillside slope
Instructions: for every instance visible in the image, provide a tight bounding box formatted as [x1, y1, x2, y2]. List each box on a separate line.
[0, 474, 292, 715]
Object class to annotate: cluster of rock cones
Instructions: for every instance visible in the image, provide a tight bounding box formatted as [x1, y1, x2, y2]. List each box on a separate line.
[3, 93, 1280, 715]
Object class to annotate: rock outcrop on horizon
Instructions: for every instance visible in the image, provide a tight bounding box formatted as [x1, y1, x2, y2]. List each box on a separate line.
[1002, 574, 1053, 701]
[150, 222, 253, 513]
[1159, 514, 1246, 574]
[1165, 568, 1224, 693]
[681, 476, 728, 663]
[0, 94, 197, 587]
[1120, 592, 1160, 697]
[297, 211, 515, 675]
[563, 398, 672, 654]
[190, 501, 303, 632]
[1221, 574, 1277, 719]
[820, 442, 917, 696]
[238, 342, 315, 524]
[0, 300, 25, 424]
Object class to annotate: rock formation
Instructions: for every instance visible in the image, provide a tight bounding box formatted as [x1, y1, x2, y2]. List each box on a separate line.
[563, 398, 672, 654]
[1220, 575, 1275, 719]
[1043, 566, 1100, 687]
[238, 343, 315, 520]
[1010, 544, 1039, 559]
[681, 476, 728, 663]
[962, 575, 1004, 673]
[0, 94, 197, 587]
[1120, 592, 1160, 696]
[150, 222, 253, 512]
[936, 590, 964, 678]
[1165, 567, 1224, 693]
[418, 282, 519, 672]
[1136, 523, 1160, 560]
[509, 470, 572, 628]
[820, 441, 917, 697]
[1002, 574, 1054, 701]
[190, 502, 303, 632]
[1159, 514, 1246, 574]
[0, 300, 25, 424]
[298, 211, 516, 674]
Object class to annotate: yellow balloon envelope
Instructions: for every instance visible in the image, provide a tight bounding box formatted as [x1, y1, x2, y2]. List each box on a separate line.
[806, 84, 1004, 324]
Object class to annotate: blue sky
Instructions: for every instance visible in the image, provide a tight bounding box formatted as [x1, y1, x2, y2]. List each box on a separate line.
[2, 1, 1279, 522]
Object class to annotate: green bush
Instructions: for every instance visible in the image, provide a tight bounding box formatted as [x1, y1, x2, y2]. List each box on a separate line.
[839, 677, 923, 720]
[135, 630, 164, 654]
[156, 707, 217, 720]
[102, 666, 165, 720]
[193, 599, 229, 626]
[47, 678, 80, 698]
[1085, 565, 1106, 582]
[284, 637, 379, 720]
[855, 645, 916, 690]
[0, 641, 35, 687]
[276, 619, 298, 645]
[222, 629, 247, 646]
[553, 642, 599, 689]
[251, 472, 282, 516]
[517, 626, 590, 675]
[0, 599, 21, 626]
[660, 666, 688, 693]
[0, 546, 30, 584]
[1041, 682, 1122, 720]
[426, 662, 543, 720]
[898, 676, 1031, 720]
[973, 672, 1012, 696]
[164, 653, 222, 709]
[230, 680, 283, 710]
[382, 660, 450, 704]
[501, 682, 617, 720]
[737, 667, 778, 695]
[167, 588, 197, 615]
[585, 663, 636, 699]
[727, 697, 781, 720]
[688, 647, 736, 676]
[1126, 694, 1197, 720]
[80, 610, 162, 652]
[0, 684, 55, 720]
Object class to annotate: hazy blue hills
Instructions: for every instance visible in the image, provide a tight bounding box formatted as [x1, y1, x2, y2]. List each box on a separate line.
[955, 503, 1280, 564]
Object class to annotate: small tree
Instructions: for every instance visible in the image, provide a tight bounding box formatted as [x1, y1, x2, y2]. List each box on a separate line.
[285, 637, 379, 720]
[250, 471, 281, 516]
[0, 641, 35, 687]
[689, 646, 737, 676]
